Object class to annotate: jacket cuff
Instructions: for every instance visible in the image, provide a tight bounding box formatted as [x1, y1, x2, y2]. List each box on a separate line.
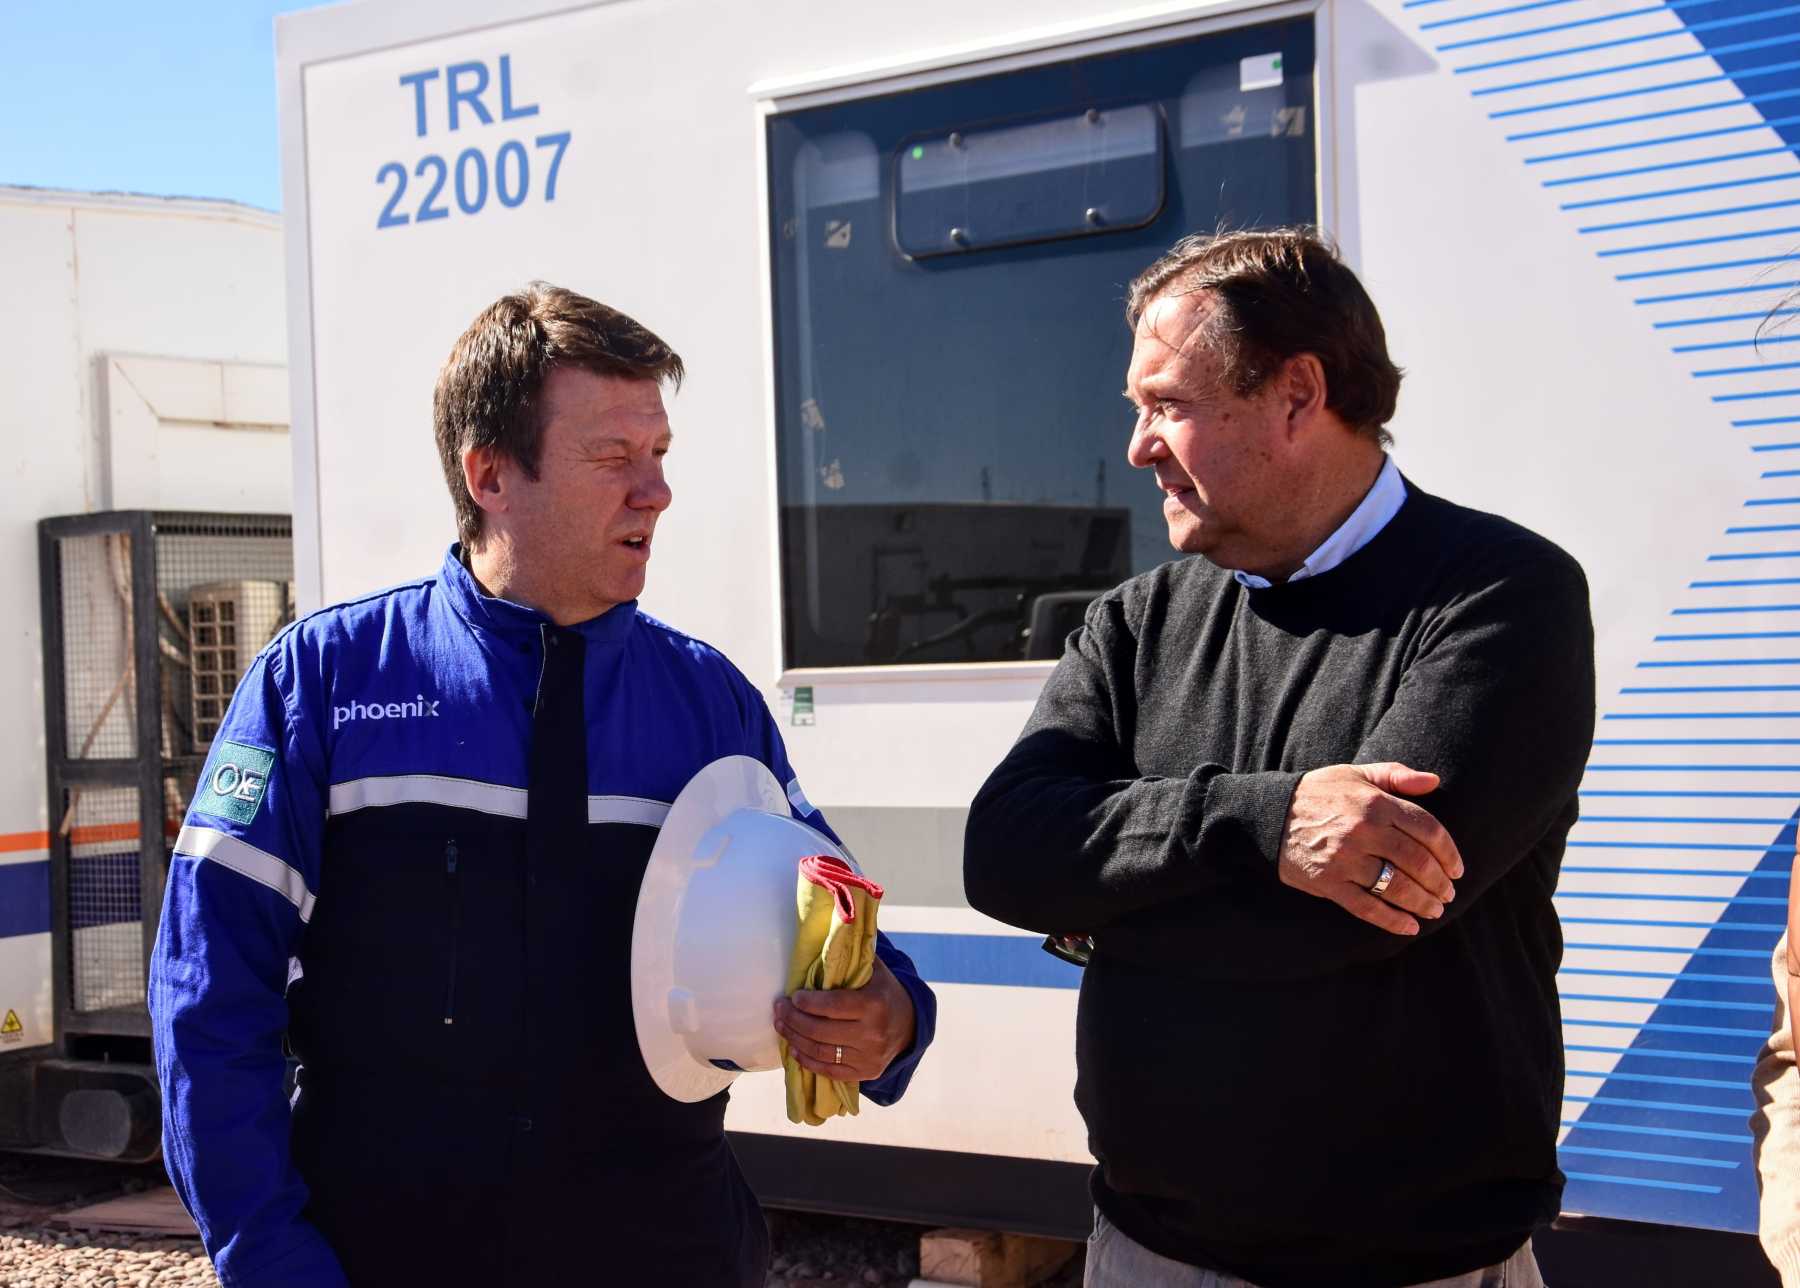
[215, 1222, 349, 1288]
[859, 957, 936, 1106]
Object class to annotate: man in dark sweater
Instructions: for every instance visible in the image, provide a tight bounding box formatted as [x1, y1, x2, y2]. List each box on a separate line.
[963, 229, 1594, 1288]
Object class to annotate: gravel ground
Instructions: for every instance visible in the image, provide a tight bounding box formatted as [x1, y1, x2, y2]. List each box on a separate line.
[768, 1209, 924, 1285]
[0, 1161, 1080, 1288]
[0, 1166, 218, 1288]
[765, 1210, 1084, 1287]
[0, 1226, 219, 1288]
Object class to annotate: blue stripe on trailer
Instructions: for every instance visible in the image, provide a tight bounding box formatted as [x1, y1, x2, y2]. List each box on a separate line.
[1564, 1172, 1725, 1194]
[0, 861, 50, 939]
[1566, 840, 1784, 848]
[1682, 582, 1800, 591]
[1422, 0, 1589, 32]
[1559, 1145, 1740, 1169]
[1565, 809, 1797, 1229]
[883, 932, 1082, 990]
[1634, 660, 1800, 668]
[1582, 789, 1799, 796]
[1439, 4, 1704, 54]
[1694, 361, 1800, 378]
[1539, 123, 1800, 169]
[1556, 893, 1786, 905]
[1585, 1069, 1752, 1090]
[1512, 0, 1800, 1197]
[1511, 65, 1800, 123]
[1583, 153, 1800, 189]
[1475, 34, 1800, 97]
[1616, 252, 1795, 277]
[1568, 941, 1780, 957]
[1561, 969, 1769, 986]
[1456, 9, 1800, 77]
[1652, 631, 1800, 639]
[68, 851, 142, 931]
[1583, 197, 1800, 233]
[1660, 306, 1800, 328]
[1562, 1119, 1752, 1144]
[1560, 992, 1774, 1010]
[1587, 761, 1800, 768]
[1565, 1096, 1753, 1121]
[1567, 1043, 1758, 1065]
[1635, 278, 1800, 303]
[1593, 738, 1800, 745]
[1574, 814, 1791, 821]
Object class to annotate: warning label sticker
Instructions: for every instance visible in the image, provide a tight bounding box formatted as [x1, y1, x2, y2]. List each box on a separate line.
[0, 1009, 22, 1042]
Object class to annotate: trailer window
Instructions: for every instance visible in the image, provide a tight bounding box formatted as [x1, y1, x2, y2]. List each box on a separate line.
[767, 17, 1317, 668]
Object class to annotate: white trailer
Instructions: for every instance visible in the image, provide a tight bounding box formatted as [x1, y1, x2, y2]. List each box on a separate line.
[0, 185, 291, 1154]
[274, 0, 1798, 1271]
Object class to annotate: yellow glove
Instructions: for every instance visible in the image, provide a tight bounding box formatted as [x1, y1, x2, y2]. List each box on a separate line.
[781, 854, 884, 1126]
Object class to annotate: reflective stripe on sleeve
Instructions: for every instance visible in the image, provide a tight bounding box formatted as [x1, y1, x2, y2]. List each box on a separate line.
[174, 825, 317, 923]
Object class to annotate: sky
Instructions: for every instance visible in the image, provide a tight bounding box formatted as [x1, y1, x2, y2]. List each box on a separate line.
[0, 1, 339, 212]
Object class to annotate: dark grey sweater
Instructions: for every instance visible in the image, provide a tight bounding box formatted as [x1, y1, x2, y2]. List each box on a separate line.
[964, 484, 1595, 1287]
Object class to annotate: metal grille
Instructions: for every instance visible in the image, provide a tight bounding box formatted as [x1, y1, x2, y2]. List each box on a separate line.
[65, 786, 145, 1014]
[56, 532, 138, 761]
[151, 517, 293, 830]
[41, 510, 295, 1035]
[186, 581, 292, 746]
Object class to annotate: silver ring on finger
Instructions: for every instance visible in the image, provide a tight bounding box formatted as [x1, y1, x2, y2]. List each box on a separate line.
[1368, 861, 1396, 897]
[834, 1045, 843, 1065]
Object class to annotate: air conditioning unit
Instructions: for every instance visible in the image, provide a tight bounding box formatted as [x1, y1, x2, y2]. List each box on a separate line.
[187, 580, 293, 748]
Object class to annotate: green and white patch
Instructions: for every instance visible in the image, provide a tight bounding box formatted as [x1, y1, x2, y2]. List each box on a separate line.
[194, 741, 277, 826]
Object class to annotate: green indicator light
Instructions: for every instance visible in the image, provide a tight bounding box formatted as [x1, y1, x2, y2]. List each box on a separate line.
[911, 145, 924, 160]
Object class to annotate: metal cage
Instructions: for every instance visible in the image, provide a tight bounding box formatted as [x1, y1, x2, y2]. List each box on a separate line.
[37, 511, 294, 1047]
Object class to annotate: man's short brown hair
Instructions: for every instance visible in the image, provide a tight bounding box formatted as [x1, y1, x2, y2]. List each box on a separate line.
[433, 283, 685, 549]
[1126, 228, 1401, 444]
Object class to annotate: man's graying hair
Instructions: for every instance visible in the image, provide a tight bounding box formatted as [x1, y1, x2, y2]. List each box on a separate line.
[433, 282, 685, 550]
[1127, 228, 1401, 447]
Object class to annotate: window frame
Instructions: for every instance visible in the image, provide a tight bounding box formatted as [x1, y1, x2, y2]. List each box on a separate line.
[751, 0, 1335, 686]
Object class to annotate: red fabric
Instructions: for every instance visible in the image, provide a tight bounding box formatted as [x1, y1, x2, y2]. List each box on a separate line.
[797, 854, 885, 923]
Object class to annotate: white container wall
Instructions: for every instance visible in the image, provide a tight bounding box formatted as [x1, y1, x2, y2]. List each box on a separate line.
[0, 187, 290, 1057]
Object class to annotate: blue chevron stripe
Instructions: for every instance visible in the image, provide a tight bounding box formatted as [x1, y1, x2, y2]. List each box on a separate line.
[1402, 0, 1800, 1232]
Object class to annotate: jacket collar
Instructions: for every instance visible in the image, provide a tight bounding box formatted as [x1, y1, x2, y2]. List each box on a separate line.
[438, 544, 638, 646]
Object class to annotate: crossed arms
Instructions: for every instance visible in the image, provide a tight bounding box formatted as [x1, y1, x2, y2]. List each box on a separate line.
[963, 549, 1595, 979]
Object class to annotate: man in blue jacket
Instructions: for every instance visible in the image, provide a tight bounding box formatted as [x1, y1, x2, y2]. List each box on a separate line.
[149, 284, 937, 1287]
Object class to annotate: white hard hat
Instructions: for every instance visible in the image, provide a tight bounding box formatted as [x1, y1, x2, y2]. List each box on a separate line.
[630, 754, 853, 1103]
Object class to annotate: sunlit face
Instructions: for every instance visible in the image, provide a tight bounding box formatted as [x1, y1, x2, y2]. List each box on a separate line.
[500, 367, 674, 617]
[1124, 290, 1291, 567]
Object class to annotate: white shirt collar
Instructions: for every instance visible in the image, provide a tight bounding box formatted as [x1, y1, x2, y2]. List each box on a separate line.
[1232, 455, 1406, 590]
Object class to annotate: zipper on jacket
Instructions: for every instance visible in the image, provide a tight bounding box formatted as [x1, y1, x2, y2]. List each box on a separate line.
[443, 838, 460, 1026]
